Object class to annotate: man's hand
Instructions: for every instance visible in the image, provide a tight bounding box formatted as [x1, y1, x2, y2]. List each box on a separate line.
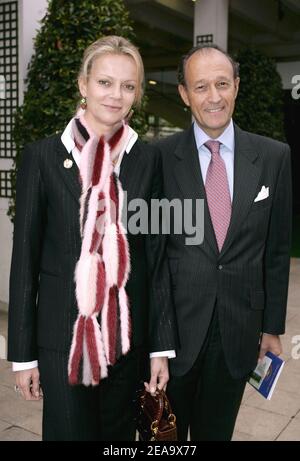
[258, 334, 282, 361]
[15, 367, 42, 401]
[144, 357, 169, 396]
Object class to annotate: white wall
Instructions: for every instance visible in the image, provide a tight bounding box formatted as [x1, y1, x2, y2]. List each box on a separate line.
[0, 0, 47, 306]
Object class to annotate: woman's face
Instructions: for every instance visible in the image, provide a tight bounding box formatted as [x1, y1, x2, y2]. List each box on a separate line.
[79, 53, 138, 135]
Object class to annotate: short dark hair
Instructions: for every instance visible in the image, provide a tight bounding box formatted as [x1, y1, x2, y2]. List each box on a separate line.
[177, 44, 240, 86]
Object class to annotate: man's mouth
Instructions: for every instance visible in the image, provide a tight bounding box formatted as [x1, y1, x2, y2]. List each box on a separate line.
[206, 107, 224, 113]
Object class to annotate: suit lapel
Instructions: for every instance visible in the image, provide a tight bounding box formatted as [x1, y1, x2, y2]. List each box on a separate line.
[119, 142, 145, 202]
[56, 136, 81, 204]
[220, 124, 261, 257]
[173, 126, 218, 255]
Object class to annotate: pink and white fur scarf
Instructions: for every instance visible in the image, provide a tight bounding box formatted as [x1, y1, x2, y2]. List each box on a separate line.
[68, 115, 131, 386]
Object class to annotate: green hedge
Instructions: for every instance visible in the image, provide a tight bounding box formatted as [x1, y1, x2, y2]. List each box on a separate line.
[234, 47, 285, 141]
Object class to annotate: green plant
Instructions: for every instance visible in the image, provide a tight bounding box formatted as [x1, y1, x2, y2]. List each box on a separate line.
[234, 47, 285, 141]
[9, 0, 148, 221]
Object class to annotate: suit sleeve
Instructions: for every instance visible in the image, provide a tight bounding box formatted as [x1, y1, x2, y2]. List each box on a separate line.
[263, 145, 292, 334]
[7, 145, 46, 362]
[146, 147, 178, 352]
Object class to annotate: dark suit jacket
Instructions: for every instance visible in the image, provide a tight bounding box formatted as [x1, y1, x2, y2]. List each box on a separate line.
[8, 134, 176, 363]
[156, 124, 292, 379]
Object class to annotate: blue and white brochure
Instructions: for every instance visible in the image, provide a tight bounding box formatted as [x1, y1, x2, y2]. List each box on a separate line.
[248, 351, 285, 400]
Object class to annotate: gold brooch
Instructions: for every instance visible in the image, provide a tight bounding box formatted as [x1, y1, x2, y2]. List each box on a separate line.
[64, 159, 73, 169]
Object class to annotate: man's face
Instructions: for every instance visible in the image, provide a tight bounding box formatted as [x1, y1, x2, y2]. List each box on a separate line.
[178, 49, 240, 138]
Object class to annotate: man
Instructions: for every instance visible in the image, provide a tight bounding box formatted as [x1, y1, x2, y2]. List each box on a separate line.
[155, 45, 292, 441]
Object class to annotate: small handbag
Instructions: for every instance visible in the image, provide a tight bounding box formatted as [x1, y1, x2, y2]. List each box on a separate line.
[136, 389, 177, 441]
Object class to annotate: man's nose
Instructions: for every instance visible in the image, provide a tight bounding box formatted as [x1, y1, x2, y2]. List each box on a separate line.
[208, 86, 221, 104]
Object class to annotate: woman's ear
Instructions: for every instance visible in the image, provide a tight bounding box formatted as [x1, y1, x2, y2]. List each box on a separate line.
[78, 76, 87, 98]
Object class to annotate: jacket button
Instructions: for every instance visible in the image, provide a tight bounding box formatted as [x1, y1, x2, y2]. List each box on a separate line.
[218, 265, 223, 270]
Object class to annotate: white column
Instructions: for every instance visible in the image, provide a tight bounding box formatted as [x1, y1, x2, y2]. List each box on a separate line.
[194, 0, 229, 51]
[18, 0, 48, 104]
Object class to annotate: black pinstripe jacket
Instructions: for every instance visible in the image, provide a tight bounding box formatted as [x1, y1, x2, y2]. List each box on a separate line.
[157, 124, 292, 378]
[8, 135, 177, 363]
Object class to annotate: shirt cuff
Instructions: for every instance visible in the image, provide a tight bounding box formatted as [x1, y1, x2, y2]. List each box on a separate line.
[150, 350, 176, 359]
[12, 360, 38, 372]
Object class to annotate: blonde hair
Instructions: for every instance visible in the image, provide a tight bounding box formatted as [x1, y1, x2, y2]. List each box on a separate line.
[78, 35, 144, 107]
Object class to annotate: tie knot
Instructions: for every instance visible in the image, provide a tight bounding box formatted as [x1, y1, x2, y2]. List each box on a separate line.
[204, 140, 221, 156]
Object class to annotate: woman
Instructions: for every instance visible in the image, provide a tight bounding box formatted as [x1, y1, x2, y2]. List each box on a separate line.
[8, 36, 176, 441]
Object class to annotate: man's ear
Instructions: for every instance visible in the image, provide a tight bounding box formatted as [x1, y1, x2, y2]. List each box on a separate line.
[78, 76, 87, 98]
[178, 84, 190, 107]
[234, 77, 240, 99]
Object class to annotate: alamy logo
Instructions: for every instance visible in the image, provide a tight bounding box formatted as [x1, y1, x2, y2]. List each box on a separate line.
[97, 194, 205, 246]
[291, 75, 300, 100]
[291, 335, 300, 360]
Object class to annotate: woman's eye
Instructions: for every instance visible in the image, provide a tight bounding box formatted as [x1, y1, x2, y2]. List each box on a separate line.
[124, 84, 135, 91]
[98, 80, 110, 86]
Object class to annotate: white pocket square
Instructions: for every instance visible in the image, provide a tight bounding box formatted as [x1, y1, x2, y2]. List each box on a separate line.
[254, 186, 269, 202]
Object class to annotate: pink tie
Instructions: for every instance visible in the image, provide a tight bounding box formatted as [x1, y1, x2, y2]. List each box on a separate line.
[204, 140, 232, 252]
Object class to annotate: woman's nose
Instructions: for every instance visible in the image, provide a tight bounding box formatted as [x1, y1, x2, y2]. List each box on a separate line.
[110, 84, 122, 99]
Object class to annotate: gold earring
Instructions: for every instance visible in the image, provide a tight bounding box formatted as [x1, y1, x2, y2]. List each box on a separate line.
[80, 97, 87, 110]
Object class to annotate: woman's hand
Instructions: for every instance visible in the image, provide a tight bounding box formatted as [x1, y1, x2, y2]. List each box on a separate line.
[144, 357, 169, 396]
[15, 367, 42, 401]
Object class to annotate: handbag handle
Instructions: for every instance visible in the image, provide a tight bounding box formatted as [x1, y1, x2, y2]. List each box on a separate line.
[140, 388, 164, 422]
[151, 390, 176, 439]
[138, 388, 177, 441]
[151, 390, 176, 429]
[160, 390, 177, 427]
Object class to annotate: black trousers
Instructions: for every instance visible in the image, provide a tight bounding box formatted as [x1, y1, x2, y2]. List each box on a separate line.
[38, 347, 146, 441]
[167, 308, 247, 441]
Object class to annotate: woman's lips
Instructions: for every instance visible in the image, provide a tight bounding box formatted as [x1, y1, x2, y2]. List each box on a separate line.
[103, 104, 122, 111]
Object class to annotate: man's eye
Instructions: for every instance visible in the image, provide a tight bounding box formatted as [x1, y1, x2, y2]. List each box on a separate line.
[196, 85, 205, 91]
[218, 81, 229, 87]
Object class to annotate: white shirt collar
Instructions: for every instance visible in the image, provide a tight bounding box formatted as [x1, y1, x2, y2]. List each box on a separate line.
[193, 119, 234, 152]
[60, 118, 138, 155]
[61, 118, 75, 154]
[125, 126, 139, 153]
